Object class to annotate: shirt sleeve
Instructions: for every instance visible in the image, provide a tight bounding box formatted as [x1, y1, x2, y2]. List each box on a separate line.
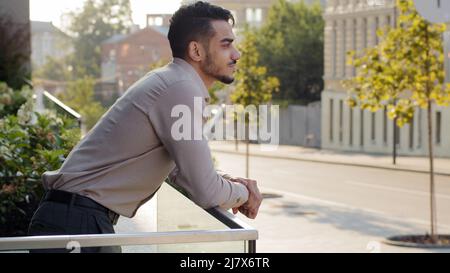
[148, 80, 248, 209]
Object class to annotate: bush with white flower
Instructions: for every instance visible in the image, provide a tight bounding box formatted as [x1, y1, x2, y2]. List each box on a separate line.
[0, 82, 80, 236]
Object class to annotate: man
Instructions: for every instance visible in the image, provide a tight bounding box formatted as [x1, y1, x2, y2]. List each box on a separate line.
[28, 1, 263, 253]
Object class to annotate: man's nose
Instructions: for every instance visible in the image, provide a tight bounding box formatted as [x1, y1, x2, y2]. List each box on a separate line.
[232, 48, 241, 61]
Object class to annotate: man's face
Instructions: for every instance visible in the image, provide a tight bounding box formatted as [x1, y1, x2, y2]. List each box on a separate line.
[200, 20, 240, 84]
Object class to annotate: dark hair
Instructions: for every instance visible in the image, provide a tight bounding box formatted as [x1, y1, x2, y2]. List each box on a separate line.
[168, 1, 235, 59]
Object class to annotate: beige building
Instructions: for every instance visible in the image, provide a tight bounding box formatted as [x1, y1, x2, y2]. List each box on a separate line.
[321, 0, 450, 157]
[181, 0, 275, 30]
[182, 0, 326, 30]
[31, 21, 73, 69]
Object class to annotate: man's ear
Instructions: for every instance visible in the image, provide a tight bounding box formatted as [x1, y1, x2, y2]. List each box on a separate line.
[187, 41, 204, 62]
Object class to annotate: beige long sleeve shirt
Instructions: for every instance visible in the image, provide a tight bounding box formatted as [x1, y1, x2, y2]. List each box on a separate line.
[42, 58, 249, 218]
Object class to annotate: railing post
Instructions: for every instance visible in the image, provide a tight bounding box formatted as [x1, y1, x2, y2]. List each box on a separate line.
[34, 85, 45, 114]
[249, 240, 256, 253]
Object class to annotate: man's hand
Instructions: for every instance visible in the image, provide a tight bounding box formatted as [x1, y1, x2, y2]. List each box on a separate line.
[231, 177, 263, 219]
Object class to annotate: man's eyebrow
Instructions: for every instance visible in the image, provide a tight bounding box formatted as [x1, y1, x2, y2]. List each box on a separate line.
[220, 38, 234, 43]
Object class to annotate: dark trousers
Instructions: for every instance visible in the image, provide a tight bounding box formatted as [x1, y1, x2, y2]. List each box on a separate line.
[28, 190, 121, 253]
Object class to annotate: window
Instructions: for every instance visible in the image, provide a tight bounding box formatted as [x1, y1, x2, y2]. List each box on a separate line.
[246, 8, 262, 23]
[418, 109, 423, 148]
[333, 21, 337, 77]
[436, 111, 442, 145]
[360, 109, 364, 146]
[383, 107, 388, 144]
[363, 18, 367, 49]
[109, 49, 116, 61]
[246, 8, 253, 22]
[342, 20, 347, 77]
[330, 99, 334, 142]
[409, 117, 414, 149]
[444, 31, 450, 82]
[148, 16, 163, 26]
[375, 17, 379, 45]
[371, 112, 376, 142]
[339, 100, 344, 142]
[255, 8, 262, 22]
[121, 44, 129, 57]
[352, 19, 357, 76]
[349, 107, 354, 146]
[155, 17, 163, 26]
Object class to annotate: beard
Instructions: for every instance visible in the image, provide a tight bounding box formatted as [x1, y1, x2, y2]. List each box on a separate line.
[201, 50, 235, 85]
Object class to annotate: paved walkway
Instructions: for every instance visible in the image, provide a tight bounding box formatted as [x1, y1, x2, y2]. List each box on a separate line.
[112, 141, 450, 253]
[209, 141, 450, 176]
[115, 181, 450, 253]
[233, 185, 450, 253]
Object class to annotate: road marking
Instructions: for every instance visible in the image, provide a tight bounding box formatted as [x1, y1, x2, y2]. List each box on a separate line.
[344, 180, 450, 200]
[261, 186, 450, 231]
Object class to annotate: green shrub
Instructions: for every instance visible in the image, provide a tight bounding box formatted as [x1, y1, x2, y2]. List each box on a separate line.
[0, 82, 80, 236]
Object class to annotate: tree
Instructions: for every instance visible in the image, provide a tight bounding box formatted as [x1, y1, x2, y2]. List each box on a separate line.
[208, 82, 225, 105]
[58, 76, 106, 131]
[33, 56, 74, 83]
[0, 14, 31, 90]
[231, 30, 280, 178]
[344, 0, 450, 242]
[254, 0, 323, 103]
[0, 81, 80, 236]
[65, 0, 133, 78]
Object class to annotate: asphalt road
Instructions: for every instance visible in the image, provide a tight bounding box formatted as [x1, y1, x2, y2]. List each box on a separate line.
[212, 151, 450, 252]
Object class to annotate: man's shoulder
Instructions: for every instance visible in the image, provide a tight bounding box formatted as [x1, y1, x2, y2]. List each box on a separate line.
[150, 62, 194, 88]
[123, 62, 202, 107]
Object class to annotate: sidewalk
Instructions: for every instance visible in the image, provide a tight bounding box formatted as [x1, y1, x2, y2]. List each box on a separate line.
[209, 141, 450, 176]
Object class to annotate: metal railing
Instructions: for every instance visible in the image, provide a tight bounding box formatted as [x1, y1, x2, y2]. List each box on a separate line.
[0, 182, 257, 252]
[0, 81, 257, 253]
[41, 90, 82, 128]
[24, 78, 83, 129]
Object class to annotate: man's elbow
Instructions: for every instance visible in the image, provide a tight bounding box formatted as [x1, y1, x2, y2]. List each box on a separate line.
[194, 198, 218, 209]
[190, 189, 222, 209]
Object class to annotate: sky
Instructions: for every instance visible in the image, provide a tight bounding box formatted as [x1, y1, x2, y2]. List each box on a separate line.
[30, 0, 182, 30]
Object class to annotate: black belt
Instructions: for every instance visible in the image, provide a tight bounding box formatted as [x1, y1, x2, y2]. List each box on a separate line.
[43, 190, 120, 225]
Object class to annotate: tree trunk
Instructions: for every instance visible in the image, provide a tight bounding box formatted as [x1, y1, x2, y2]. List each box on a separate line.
[393, 117, 397, 165]
[424, 25, 437, 243]
[427, 101, 437, 242]
[234, 119, 239, 151]
[246, 122, 250, 178]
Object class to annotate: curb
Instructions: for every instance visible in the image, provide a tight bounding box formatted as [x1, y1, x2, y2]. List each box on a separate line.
[211, 149, 450, 177]
[383, 235, 450, 249]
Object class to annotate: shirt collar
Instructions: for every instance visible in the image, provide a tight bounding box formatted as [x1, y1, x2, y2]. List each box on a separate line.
[173, 57, 211, 102]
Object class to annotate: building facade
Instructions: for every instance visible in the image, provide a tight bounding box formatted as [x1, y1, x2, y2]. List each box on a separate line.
[100, 27, 172, 100]
[183, 0, 327, 29]
[321, 0, 450, 157]
[146, 14, 172, 28]
[31, 21, 73, 69]
[181, 0, 275, 30]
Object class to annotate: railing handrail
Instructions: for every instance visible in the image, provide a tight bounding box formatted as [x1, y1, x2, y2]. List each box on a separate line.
[24, 78, 82, 121]
[0, 229, 257, 251]
[0, 182, 258, 252]
[2, 80, 257, 252]
[42, 91, 82, 120]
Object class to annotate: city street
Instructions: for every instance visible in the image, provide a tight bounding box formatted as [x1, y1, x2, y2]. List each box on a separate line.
[212, 151, 450, 252]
